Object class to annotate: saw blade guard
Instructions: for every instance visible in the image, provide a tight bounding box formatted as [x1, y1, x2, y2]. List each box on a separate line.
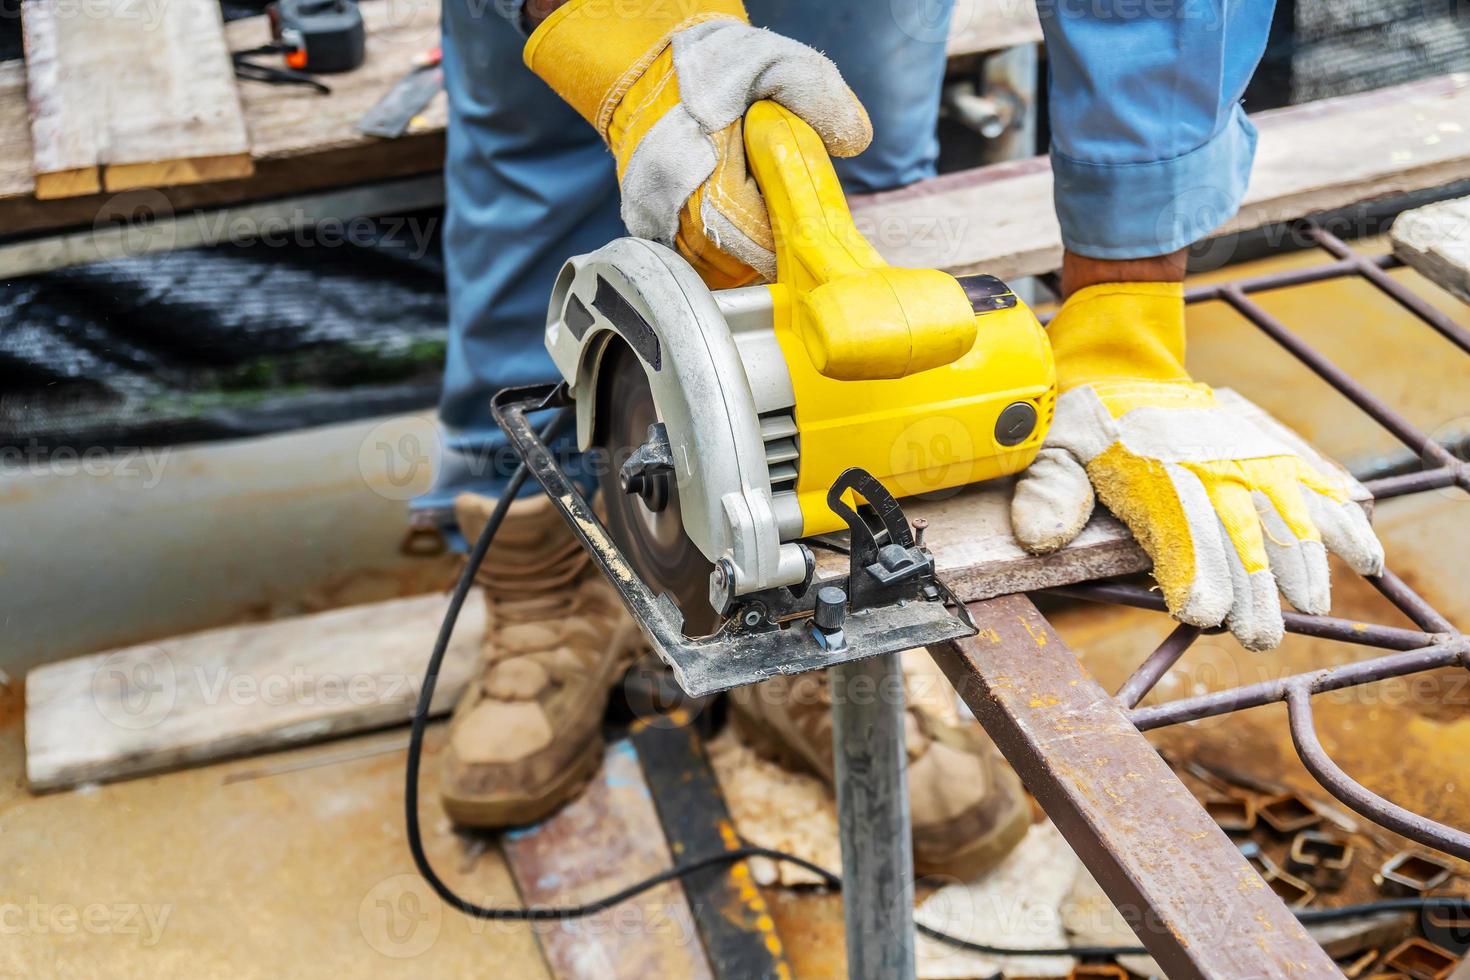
[544, 238, 809, 601]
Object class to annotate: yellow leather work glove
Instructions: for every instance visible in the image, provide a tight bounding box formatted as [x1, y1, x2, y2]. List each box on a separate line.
[1010, 282, 1385, 650]
[523, 0, 871, 289]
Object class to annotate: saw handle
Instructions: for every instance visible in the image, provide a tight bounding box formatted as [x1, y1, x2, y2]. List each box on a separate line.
[742, 100, 978, 381]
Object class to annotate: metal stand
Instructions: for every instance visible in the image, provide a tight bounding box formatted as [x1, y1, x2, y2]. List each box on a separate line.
[831, 652, 916, 980]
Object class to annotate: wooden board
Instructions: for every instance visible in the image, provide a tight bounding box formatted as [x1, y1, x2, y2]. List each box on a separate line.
[1391, 194, 1470, 303]
[19, 0, 100, 197]
[24, 592, 486, 791]
[500, 740, 714, 980]
[850, 73, 1470, 281]
[1, 30, 1468, 262]
[20, 0, 252, 199]
[0, 0, 445, 234]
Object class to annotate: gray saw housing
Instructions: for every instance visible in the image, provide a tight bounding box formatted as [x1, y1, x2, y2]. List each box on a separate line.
[544, 238, 808, 603]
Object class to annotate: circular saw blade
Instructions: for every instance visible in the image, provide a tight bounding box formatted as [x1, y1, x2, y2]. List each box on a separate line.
[595, 343, 718, 636]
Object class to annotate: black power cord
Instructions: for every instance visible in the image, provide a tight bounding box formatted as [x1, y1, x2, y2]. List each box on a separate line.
[404, 408, 1470, 959]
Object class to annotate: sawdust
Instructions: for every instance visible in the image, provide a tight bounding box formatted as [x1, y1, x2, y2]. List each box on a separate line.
[706, 726, 841, 887]
[915, 821, 1081, 979]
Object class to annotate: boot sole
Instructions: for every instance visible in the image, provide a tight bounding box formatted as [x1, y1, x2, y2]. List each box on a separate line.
[441, 734, 605, 830]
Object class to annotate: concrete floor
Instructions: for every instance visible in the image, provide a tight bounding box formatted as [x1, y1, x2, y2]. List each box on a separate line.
[3, 239, 1469, 977]
[0, 413, 457, 678]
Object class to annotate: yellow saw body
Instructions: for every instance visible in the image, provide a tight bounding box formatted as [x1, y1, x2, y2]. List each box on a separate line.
[543, 100, 1054, 609]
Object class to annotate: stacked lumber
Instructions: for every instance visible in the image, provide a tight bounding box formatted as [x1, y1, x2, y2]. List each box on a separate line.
[21, 0, 252, 198]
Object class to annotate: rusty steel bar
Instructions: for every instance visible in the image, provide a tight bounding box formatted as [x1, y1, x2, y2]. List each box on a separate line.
[1219, 284, 1463, 470]
[1127, 639, 1470, 731]
[1183, 256, 1368, 301]
[1114, 623, 1200, 709]
[930, 595, 1339, 979]
[1048, 582, 1442, 651]
[1364, 467, 1462, 498]
[1286, 687, 1470, 859]
[1368, 568, 1459, 634]
[1307, 224, 1470, 356]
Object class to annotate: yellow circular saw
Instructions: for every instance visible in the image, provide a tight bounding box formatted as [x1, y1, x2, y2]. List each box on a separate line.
[543, 101, 1056, 634]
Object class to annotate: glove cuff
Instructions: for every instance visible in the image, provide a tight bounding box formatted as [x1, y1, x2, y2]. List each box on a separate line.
[523, 0, 748, 137]
[1048, 281, 1190, 392]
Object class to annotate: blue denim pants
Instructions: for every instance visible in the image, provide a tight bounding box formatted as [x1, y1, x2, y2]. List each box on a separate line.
[418, 0, 1272, 525]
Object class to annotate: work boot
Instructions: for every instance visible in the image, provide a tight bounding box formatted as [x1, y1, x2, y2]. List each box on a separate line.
[440, 492, 639, 828]
[728, 653, 1031, 879]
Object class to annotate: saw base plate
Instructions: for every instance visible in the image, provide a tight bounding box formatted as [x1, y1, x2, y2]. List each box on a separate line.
[494, 384, 977, 698]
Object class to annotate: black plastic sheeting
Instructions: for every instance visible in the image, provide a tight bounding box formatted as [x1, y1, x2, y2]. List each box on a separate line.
[1, 210, 449, 449]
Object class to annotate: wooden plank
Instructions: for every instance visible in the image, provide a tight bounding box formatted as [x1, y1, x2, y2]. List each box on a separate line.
[947, 0, 1044, 56]
[0, 61, 32, 202]
[500, 740, 715, 980]
[849, 72, 1470, 281]
[20, 0, 252, 199]
[1391, 194, 1470, 303]
[24, 592, 486, 791]
[19, 1, 101, 197]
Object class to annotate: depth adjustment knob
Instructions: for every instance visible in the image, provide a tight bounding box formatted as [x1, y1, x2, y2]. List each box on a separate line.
[813, 586, 847, 633]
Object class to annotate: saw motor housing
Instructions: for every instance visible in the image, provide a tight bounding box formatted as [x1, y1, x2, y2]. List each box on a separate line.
[544, 102, 1055, 615]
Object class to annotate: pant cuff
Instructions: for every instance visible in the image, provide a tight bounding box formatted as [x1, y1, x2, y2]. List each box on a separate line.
[1051, 105, 1259, 260]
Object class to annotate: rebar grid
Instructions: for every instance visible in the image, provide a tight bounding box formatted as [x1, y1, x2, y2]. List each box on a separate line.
[1043, 222, 1470, 859]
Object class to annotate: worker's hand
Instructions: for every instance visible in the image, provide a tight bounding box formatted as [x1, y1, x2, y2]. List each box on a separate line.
[523, 0, 871, 288]
[1010, 282, 1384, 650]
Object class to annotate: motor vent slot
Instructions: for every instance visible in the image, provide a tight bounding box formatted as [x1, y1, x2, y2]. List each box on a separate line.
[760, 410, 800, 490]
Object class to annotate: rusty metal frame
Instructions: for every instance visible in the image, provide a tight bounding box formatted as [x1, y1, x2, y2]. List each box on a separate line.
[1062, 223, 1470, 857]
[934, 223, 1467, 975]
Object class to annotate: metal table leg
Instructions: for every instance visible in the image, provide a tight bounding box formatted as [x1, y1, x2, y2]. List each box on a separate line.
[831, 651, 917, 980]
